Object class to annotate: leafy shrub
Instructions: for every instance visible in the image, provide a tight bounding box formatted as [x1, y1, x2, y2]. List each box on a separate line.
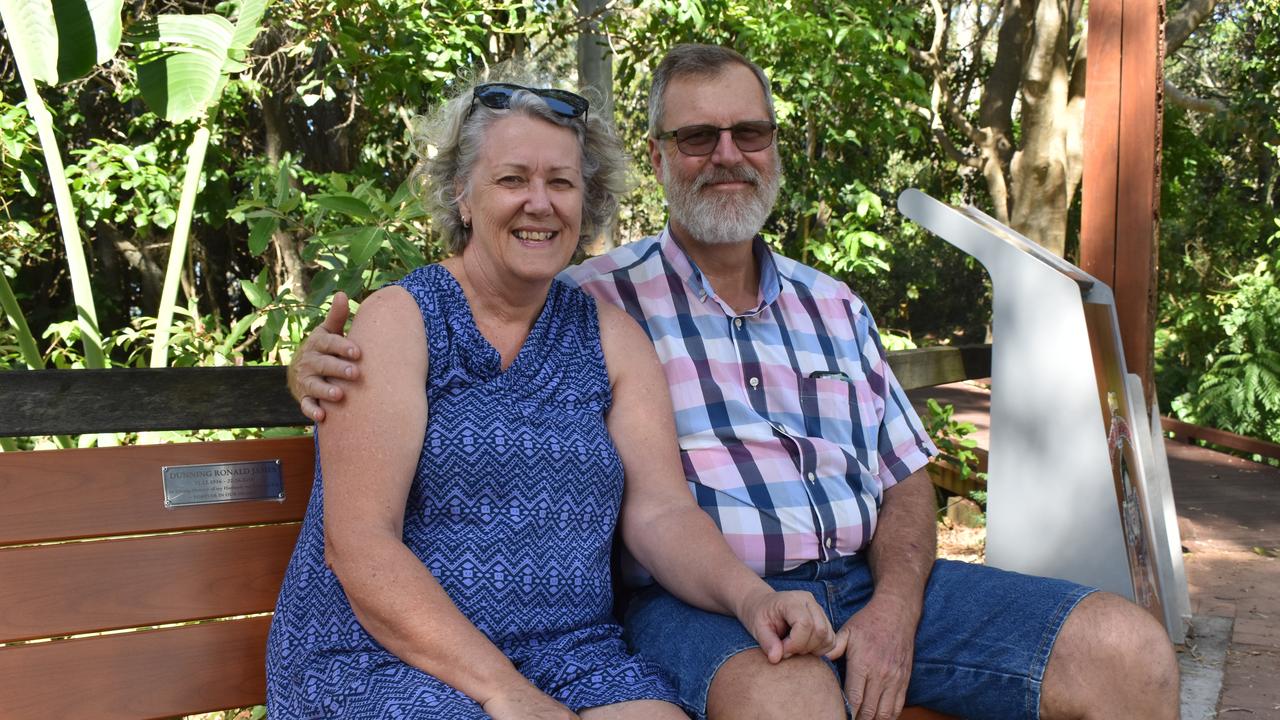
[1169, 245, 1280, 445]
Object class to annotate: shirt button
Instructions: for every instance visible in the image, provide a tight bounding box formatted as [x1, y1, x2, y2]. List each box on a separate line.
[807, 472, 816, 483]
[734, 317, 743, 329]
[749, 377, 759, 388]
[825, 537, 834, 549]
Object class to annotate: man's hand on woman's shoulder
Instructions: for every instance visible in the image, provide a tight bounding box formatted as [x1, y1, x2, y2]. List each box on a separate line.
[288, 291, 364, 422]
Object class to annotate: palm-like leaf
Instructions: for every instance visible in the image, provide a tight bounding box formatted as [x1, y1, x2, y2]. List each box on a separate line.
[135, 14, 236, 123]
[0, 0, 124, 84]
[53, 0, 125, 81]
[0, 0, 60, 84]
[133, 0, 271, 124]
[140, 1, 271, 378]
[228, 0, 269, 61]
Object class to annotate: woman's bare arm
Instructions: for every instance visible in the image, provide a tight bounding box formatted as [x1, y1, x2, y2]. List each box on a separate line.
[319, 286, 571, 717]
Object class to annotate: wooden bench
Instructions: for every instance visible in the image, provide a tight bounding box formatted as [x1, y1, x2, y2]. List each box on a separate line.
[0, 368, 309, 718]
[0, 352, 984, 718]
[0, 436, 313, 718]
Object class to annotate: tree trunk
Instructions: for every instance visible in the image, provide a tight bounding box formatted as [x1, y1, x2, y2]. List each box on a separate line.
[578, 0, 616, 252]
[1008, 0, 1076, 256]
[262, 94, 309, 300]
[931, 0, 1213, 259]
[973, 0, 1031, 224]
[103, 224, 164, 317]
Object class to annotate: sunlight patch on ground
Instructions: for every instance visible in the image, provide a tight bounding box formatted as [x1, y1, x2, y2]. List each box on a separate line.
[937, 521, 986, 564]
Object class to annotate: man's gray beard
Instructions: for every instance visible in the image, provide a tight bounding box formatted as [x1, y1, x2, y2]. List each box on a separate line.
[661, 156, 781, 246]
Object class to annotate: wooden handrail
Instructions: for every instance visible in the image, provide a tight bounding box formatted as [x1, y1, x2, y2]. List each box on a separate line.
[0, 345, 992, 437]
[1161, 415, 1280, 463]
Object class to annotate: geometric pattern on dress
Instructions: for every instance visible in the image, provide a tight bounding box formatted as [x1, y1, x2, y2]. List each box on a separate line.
[268, 264, 677, 716]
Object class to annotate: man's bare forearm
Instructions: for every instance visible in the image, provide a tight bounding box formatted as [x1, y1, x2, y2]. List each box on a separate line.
[866, 468, 936, 612]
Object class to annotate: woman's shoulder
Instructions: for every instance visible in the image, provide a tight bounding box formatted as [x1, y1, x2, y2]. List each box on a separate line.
[593, 299, 656, 378]
[350, 285, 422, 338]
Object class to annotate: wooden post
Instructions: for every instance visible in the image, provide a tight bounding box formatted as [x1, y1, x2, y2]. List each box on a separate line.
[1080, 0, 1166, 402]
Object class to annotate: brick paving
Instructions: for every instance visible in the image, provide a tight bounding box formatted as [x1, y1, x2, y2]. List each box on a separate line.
[1172, 440, 1280, 718]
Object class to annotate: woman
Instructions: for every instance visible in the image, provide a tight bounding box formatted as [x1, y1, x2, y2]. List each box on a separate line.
[266, 77, 835, 719]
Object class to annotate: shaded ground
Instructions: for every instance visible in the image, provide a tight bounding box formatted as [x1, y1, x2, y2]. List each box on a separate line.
[1171, 440, 1280, 717]
[936, 522, 985, 564]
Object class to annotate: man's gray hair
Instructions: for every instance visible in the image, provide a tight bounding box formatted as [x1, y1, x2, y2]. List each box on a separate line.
[648, 44, 776, 137]
[411, 74, 629, 255]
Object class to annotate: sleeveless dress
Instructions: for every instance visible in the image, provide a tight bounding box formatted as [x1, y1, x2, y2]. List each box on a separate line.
[267, 264, 677, 718]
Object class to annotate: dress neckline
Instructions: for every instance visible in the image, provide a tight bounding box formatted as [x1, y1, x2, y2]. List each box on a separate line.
[430, 263, 558, 380]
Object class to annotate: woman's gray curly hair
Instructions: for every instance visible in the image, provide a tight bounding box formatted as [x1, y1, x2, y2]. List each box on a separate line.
[410, 73, 630, 255]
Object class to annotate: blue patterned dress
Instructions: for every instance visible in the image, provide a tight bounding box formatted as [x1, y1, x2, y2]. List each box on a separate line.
[267, 264, 677, 718]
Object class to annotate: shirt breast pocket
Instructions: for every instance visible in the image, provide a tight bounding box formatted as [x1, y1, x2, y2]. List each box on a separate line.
[797, 372, 880, 456]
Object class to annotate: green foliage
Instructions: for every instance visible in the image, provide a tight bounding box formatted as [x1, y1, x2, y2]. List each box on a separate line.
[0, 0, 125, 92]
[64, 140, 179, 231]
[803, 183, 890, 277]
[9, 0, 1274, 457]
[0, 0, 121, 371]
[0, 97, 42, 205]
[1169, 249, 1280, 444]
[922, 397, 987, 524]
[1158, 0, 1280, 444]
[921, 397, 985, 485]
[3, 0, 993, 397]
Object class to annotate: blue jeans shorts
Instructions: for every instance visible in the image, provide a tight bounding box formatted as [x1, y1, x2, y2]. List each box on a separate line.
[623, 555, 1095, 720]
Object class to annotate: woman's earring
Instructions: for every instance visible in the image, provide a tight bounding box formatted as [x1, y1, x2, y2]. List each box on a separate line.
[462, 216, 471, 229]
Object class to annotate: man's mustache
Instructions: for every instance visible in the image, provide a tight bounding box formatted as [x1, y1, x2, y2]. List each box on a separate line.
[693, 165, 762, 192]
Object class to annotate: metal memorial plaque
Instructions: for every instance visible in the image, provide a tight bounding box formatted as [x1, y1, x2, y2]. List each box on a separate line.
[163, 460, 285, 508]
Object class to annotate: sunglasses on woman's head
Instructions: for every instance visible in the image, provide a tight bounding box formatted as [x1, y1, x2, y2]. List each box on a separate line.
[655, 121, 778, 157]
[470, 83, 590, 122]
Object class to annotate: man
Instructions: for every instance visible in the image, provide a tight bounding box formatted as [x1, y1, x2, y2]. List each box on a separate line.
[290, 44, 1179, 720]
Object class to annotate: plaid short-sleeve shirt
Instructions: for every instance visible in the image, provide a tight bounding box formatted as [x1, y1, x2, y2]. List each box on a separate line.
[560, 227, 936, 577]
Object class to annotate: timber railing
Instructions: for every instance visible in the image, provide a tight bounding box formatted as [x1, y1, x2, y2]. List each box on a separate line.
[1161, 415, 1280, 465]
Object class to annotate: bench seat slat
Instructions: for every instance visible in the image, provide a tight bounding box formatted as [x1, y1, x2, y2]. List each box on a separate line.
[0, 616, 272, 719]
[0, 524, 301, 642]
[0, 436, 314, 544]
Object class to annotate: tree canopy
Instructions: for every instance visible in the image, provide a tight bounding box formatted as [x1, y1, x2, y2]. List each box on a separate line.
[1, 0, 1277, 444]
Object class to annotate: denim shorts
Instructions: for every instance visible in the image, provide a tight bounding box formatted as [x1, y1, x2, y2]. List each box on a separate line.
[623, 555, 1095, 720]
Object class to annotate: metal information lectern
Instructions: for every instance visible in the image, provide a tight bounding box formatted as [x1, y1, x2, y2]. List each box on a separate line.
[898, 189, 1190, 641]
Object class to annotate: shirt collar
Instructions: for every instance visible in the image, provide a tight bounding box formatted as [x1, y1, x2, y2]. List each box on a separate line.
[657, 224, 783, 316]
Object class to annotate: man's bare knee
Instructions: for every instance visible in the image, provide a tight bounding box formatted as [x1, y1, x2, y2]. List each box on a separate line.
[706, 648, 844, 720]
[1041, 592, 1179, 720]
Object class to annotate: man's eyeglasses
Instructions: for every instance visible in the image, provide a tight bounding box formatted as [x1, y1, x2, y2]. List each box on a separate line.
[655, 121, 777, 157]
[470, 83, 589, 122]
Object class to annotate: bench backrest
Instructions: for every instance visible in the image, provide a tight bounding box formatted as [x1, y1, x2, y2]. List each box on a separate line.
[0, 436, 314, 719]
